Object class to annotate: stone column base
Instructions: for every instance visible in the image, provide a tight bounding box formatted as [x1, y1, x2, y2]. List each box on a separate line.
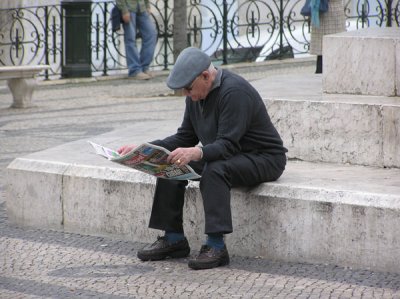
[323, 27, 400, 96]
[7, 78, 36, 108]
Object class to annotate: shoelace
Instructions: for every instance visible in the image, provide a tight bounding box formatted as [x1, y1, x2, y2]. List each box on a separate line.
[152, 236, 167, 246]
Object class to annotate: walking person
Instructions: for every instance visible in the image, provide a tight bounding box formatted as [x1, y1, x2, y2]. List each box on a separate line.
[309, 0, 346, 73]
[118, 47, 287, 270]
[116, 0, 157, 79]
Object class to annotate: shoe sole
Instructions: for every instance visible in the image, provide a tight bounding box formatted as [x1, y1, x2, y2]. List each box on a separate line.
[188, 255, 230, 270]
[128, 73, 151, 80]
[130, 77, 150, 80]
[137, 247, 190, 261]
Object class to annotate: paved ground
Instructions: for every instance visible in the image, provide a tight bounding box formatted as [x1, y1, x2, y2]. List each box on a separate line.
[1, 62, 400, 298]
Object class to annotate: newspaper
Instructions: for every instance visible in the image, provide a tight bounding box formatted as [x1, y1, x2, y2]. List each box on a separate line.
[88, 141, 201, 180]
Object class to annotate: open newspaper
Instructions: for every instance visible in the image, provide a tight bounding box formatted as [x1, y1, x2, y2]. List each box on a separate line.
[88, 141, 201, 180]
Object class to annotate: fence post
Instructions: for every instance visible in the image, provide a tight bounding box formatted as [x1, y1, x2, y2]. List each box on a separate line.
[387, 0, 393, 27]
[102, 1, 108, 76]
[222, 0, 228, 64]
[44, 6, 49, 80]
[279, 0, 284, 56]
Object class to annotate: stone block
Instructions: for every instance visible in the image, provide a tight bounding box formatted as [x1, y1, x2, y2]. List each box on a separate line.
[323, 28, 400, 96]
[382, 105, 400, 167]
[61, 165, 158, 241]
[266, 95, 400, 168]
[6, 158, 66, 229]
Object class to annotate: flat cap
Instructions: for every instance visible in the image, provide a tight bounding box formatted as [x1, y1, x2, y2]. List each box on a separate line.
[167, 47, 211, 90]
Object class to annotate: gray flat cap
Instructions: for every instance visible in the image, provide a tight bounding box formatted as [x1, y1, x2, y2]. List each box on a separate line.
[167, 47, 211, 90]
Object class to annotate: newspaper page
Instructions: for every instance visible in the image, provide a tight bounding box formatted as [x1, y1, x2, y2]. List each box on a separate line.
[88, 141, 201, 180]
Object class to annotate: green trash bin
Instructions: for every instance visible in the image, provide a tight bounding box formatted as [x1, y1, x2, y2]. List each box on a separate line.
[61, 0, 92, 78]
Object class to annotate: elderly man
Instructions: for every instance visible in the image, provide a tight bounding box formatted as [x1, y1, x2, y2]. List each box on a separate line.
[118, 47, 287, 270]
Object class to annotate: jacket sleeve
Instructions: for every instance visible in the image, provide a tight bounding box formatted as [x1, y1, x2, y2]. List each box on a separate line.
[116, 0, 129, 14]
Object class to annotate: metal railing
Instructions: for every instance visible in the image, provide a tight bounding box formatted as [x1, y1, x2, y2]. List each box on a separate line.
[0, 0, 398, 79]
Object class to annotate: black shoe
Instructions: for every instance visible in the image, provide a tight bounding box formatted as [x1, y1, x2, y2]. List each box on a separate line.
[137, 236, 190, 261]
[188, 245, 230, 270]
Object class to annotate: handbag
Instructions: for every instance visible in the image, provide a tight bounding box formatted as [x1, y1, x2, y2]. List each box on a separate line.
[300, 0, 329, 17]
[111, 5, 123, 32]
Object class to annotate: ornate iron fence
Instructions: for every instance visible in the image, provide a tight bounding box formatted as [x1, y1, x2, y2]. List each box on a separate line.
[0, 0, 398, 79]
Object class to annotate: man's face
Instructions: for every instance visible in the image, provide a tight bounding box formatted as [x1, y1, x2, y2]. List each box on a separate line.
[182, 72, 209, 101]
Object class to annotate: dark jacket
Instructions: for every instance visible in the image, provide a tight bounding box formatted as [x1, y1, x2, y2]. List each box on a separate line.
[152, 69, 287, 161]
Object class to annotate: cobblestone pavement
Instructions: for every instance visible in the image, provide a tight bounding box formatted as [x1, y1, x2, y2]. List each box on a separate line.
[1, 64, 400, 298]
[1, 200, 400, 299]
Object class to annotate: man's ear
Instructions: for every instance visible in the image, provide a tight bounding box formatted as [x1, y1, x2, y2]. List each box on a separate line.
[202, 71, 209, 81]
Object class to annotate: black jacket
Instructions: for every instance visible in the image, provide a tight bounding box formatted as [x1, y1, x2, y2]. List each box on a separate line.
[152, 69, 287, 161]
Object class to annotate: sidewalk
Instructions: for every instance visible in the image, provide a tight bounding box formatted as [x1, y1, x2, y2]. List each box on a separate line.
[1, 59, 400, 298]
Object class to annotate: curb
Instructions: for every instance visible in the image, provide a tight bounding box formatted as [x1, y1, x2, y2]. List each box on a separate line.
[38, 57, 316, 87]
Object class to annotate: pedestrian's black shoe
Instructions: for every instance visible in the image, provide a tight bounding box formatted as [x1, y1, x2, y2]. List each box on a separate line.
[137, 236, 190, 261]
[188, 245, 230, 270]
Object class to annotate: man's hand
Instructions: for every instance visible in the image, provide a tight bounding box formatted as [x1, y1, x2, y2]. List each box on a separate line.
[122, 12, 130, 23]
[167, 147, 202, 166]
[117, 144, 136, 156]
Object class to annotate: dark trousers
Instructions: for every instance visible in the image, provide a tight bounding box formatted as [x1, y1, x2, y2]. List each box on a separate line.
[316, 55, 323, 74]
[149, 153, 286, 235]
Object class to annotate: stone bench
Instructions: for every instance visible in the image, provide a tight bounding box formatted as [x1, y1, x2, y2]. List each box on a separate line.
[6, 125, 400, 274]
[323, 27, 400, 96]
[0, 65, 50, 108]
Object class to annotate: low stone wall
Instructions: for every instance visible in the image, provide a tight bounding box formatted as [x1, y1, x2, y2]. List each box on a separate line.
[6, 131, 400, 274]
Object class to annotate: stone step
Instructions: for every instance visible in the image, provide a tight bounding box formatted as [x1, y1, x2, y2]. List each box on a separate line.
[251, 73, 400, 168]
[6, 125, 400, 274]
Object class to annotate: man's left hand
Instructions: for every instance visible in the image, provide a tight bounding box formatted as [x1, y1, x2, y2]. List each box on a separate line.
[167, 147, 202, 166]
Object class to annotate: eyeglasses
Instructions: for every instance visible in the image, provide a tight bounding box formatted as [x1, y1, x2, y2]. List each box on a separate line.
[183, 75, 201, 92]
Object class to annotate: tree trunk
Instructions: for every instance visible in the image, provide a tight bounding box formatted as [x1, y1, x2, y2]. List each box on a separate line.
[173, 0, 187, 61]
